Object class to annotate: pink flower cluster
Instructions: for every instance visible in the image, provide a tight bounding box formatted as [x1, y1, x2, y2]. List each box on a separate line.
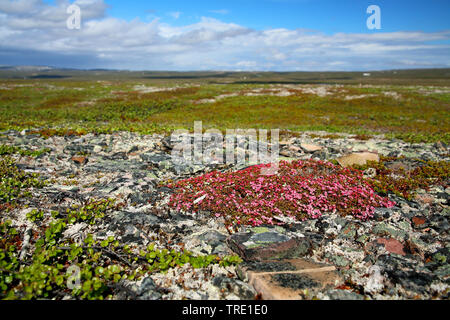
[167, 160, 395, 229]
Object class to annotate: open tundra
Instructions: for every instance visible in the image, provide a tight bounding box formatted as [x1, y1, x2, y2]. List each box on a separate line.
[0, 74, 449, 300]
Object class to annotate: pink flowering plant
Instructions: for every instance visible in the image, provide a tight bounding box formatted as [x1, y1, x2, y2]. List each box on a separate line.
[167, 160, 395, 232]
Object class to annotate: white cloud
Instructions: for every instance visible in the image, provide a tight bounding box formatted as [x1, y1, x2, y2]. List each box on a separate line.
[168, 11, 181, 19]
[0, 0, 448, 70]
[209, 9, 229, 15]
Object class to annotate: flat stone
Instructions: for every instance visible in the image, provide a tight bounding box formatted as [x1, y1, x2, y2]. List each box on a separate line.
[300, 143, 323, 153]
[386, 270, 434, 294]
[376, 238, 406, 256]
[71, 156, 88, 165]
[385, 161, 412, 171]
[227, 227, 312, 262]
[289, 145, 302, 153]
[198, 230, 227, 243]
[212, 276, 257, 299]
[411, 216, 428, 229]
[337, 152, 379, 167]
[324, 289, 365, 300]
[326, 254, 351, 267]
[237, 258, 342, 300]
[429, 215, 450, 233]
[136, 277, 162, 300]
[109, 211, 161, 231]
[279, 150, 292, 157]
[372, 222, 408, 240]
[414, 194, 435, 205]
[337, 222, 359, 240]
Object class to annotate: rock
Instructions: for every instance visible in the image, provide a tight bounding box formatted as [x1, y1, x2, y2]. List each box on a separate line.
[434, 141, 447, 153]
[64, 144, 93, 156]
[387, 270, 434, 294]
[71, 156, 88, 165]
[279, 150, 292, 157]
[323, 289, 365, 300]
[136, 277, 162, 300]
[337, 222, 359, 241]
[336, 152, 379, 167]
[364, 265, 385, 294]
[411, 216, 428, 229]
[121, 225, 142, 243]
[279, 140, 293, 146]
[238, 258, 342, 300]
[428, 215, 450, 234]
[363, 167, 377, 178]
[372, 222, 408, 240]
[373, 208, 393, 221]
[128, 192, 155, 205]
[300, 143, 323, 153]
[432, 264, 450, 279]
[376, 238, 406, 256]
[376, 254, 436, 294]
[436, 192, 450, 205]
[198, 230, 227, 242]
[197, 230, 230, 255]
[212, 276, 257, 299]
[227, 227, 312, 261]
[414, 194, 435, 205]
[93, 145, 103, 153]
[108, 211, 161, 237]
[326, 254, 351, 267]
[385, 161, 414, 171]
[289, 145, 302, 153]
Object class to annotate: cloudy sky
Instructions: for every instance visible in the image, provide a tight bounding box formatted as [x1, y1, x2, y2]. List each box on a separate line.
[0, 0, 449, 71]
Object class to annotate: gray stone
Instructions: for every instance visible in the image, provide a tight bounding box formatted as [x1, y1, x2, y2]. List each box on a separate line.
[372, 222, 408, 240]
[325, 289, 365, 300]
[109, 211, 161, 235]
[227, 227, 312, 261]
[136, 277, 162, 300]
[272, 273, 320, 290]
[212, 276, 257, 299]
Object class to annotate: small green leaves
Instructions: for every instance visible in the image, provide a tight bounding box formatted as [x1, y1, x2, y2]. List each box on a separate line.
[65, 198, 119, 225]
[219, 255, 243, 267]
[0, 194, 242, 300]
[95, 266, 105, 276]
[27, 209, 44, 222]
[84, 234, 94, 246]
[0, 156, 45, 207]
[0, 145, 50, 157]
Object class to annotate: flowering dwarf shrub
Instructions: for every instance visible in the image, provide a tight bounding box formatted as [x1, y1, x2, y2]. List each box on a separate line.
[168, 160, 395, 230]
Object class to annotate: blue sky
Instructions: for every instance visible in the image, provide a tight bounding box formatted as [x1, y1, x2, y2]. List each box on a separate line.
[1, 0, 449, 71]
[104, 0, 450, 33]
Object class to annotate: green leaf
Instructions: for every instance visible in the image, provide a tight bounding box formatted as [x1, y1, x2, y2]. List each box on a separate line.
[100, 240, 109, 248]
[113, 274, 121, 283]
[95, 266, 105, 276]
[82, 280, 92, 292]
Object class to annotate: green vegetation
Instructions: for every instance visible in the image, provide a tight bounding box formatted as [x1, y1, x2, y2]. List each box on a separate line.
[0, 157, 242, 300]
[0, 77, 448, 143]
[0, 144, 50, 157]
[0, 156, 45, 211]
[0, 198, 242, 300]
[353, 156, 450, 200]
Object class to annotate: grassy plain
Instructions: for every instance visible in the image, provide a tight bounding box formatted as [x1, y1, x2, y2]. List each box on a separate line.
[0, 69, 449, 143]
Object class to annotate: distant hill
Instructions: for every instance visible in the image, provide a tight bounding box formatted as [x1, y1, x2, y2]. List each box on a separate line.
[0, 66, 449, 85]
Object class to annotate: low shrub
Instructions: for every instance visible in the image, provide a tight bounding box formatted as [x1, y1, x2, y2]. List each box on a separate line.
[168, 159, 395, 231]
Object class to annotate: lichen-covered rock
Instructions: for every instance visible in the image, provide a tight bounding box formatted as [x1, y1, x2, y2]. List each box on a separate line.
[0, 129, 448, 300]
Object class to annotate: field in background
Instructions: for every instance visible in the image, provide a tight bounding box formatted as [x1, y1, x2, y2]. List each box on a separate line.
[0, 68, 449, 143]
